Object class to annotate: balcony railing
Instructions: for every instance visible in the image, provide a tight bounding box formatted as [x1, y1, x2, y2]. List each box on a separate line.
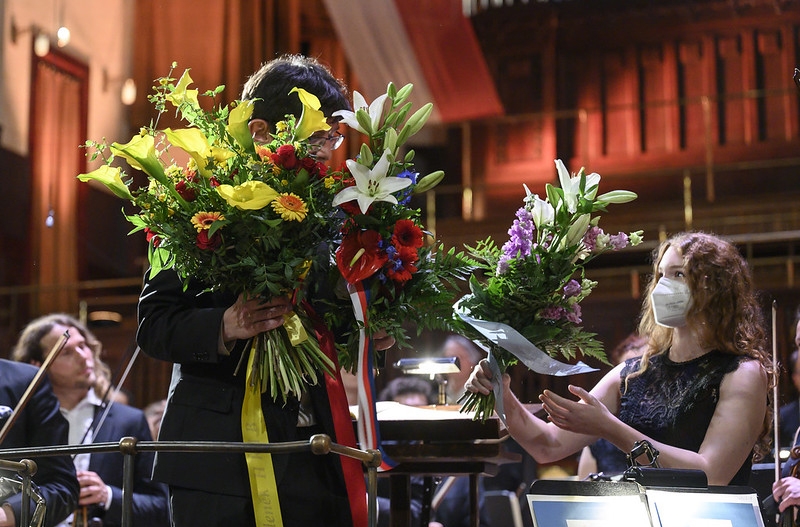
[0, 435, 382, 527]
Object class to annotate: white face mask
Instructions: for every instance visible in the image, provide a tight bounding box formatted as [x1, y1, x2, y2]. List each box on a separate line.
[650, 277, 691, 328]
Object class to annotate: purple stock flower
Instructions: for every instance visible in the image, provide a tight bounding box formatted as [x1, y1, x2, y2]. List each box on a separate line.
[540, 306, 565, 320]
[563, 279, 581, 298]
[582, 226, 603, 252]
[609, 232, 629, 250]
[499, 207, 534, 266]
[565, 304, 582, 324]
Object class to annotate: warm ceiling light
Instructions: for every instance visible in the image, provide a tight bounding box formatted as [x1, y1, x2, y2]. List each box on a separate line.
[56, 25, 70, 47]
[103, 69, 138, 105]
[121, 78, 137, 106]
[34, 33, 50, 57]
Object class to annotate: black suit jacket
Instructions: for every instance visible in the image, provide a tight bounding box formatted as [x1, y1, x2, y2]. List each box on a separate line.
[136, 269, 346, 499]
[0, 359, 79, 526]
[85, 402, 169, 527]
[780, 400, 800, 449]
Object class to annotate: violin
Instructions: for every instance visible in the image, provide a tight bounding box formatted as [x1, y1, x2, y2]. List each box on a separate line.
[780, 446, 800, 527]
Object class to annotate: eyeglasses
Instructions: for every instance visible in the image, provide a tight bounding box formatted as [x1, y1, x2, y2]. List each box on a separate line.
[308, 131, 344, 151]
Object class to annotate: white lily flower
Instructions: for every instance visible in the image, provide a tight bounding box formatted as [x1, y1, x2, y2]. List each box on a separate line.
[530, 194, 554, 229]
[555, 159, 600, 213]
[332, 149, 412, 214]
[332, 91, 388, 136]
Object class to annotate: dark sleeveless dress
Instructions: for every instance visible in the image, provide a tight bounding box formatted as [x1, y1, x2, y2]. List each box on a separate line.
[592, 350, 752, 485]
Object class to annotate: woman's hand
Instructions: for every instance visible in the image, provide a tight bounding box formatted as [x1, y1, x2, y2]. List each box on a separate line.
[222, 294, 293, 342]
[464, 359, 501, 395]
[540, 384, 614, 436]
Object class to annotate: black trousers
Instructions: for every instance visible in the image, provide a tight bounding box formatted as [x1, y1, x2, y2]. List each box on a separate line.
[169, 427, 353, 527]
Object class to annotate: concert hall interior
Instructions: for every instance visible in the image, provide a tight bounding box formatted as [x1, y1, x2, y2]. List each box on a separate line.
[1, 0, 800, 520]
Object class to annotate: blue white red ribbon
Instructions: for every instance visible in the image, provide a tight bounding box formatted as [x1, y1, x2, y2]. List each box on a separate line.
[347, 280, 396, 471]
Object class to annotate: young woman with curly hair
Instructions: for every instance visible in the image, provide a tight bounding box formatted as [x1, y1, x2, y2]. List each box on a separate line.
[465, 231, 773, 485]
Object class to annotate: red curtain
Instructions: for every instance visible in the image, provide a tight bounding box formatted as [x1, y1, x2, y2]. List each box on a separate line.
[30, 59, 86, 314]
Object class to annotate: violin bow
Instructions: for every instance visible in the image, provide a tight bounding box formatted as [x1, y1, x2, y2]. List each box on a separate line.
[773, 300, 780, 482]
[0, 330, 70, 444]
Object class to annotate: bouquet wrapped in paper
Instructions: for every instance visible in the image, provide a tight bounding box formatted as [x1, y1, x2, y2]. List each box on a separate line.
[78, 65, 340, 401]
[457, 159, 643, 421]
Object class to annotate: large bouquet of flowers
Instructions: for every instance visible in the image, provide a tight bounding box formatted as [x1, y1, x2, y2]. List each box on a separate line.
[456, 159, 643, 421]
[322, 83, 477, 469]
[324, 83, 477, 370]
[78, 65, 339, 401]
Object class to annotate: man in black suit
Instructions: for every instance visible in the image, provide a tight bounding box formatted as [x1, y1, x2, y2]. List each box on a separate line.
[12, 313, 169, 527]
[137, 54, 395, 527]
[0, 358, 78, 526]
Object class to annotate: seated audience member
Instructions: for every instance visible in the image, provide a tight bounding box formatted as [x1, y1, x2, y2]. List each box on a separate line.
[12, 313, 170, 527]
[0, 357, 78, 526]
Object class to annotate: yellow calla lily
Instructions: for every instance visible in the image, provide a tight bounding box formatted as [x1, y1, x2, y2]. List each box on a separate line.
[163, 128, 216, 178]
[228, 99, 255, 152]
[289, 87, 329, 141]
[166, 69, 200, 110]
[77, 165, 133, 200]
[217, 181, 278, 210]
[110, 134, 167, 185]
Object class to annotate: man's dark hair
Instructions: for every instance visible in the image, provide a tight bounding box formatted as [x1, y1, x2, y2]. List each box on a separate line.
[378, 376, 435, 405]
[241, 54, 350, 129]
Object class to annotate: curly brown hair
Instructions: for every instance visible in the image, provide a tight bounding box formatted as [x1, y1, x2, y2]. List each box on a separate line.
[634, 231, 773, 460]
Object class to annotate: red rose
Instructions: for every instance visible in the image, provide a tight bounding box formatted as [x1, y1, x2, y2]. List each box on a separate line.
[271, 144, 300, 170]
[300, 156, 318, 175]
[145, 227, 161, 248]
[392, 219, 424, 248]
[336, 230, 388, 284]
[196, 230, 221, 250]
[175, 179, 196, 201]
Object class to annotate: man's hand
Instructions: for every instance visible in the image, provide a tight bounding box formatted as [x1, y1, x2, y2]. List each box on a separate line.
[77, 470, 109, 507]
[222, 294, 293, 343]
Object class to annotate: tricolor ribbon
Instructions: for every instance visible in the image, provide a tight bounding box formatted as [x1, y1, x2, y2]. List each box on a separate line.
[303, 300, 368, 527]
[347, 280, 396, 471]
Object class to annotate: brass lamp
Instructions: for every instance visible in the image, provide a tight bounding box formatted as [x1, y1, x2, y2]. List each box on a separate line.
[394, 357, 461, 405]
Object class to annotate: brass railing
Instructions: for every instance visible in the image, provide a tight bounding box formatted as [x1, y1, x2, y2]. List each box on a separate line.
[0, 435, 382, 527]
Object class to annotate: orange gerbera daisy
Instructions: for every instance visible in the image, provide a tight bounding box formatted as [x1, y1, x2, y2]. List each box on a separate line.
[190, 211, 225, 232]
[271, 193, 307, 222]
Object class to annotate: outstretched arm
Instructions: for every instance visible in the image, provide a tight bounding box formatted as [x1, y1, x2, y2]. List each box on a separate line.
[540, 358, 767, 485]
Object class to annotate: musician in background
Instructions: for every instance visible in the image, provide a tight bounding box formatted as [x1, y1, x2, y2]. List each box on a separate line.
[12, 314, 169, 527]
[779, 308, 800, 450]
[441, 335, 484, 404]
[0, 357, 78, 526]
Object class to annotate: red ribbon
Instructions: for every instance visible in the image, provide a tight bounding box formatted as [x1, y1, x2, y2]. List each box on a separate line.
[304, 301, 368, 527]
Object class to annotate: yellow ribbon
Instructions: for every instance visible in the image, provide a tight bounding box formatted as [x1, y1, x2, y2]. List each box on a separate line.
[282, 311, 308, 346]
[242, 343, 283, 527]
